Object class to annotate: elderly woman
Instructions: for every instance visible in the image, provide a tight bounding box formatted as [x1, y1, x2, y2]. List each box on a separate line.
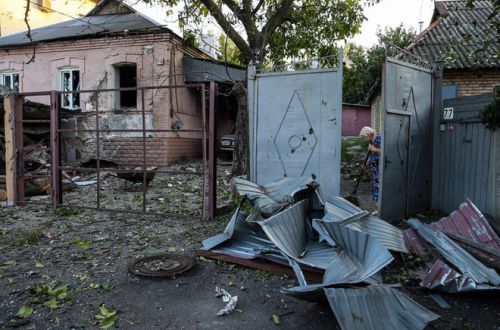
[359, 127, 381, 202]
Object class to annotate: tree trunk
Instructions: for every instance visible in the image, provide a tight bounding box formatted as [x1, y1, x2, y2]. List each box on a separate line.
[231, 84, 248, 177]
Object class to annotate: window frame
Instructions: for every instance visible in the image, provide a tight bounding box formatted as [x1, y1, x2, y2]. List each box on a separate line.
[1, 71, 20, 90]
[60, 68, 80, 110]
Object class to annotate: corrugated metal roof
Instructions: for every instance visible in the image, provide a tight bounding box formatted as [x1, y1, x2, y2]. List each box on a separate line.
[182, 57, 245, 83]
[0, 13, 168, 48]
[401, 0, 499, 69]
[409, 218, 500, 286]
[324, 286, 440, 330]
[323, 197, 408, 253]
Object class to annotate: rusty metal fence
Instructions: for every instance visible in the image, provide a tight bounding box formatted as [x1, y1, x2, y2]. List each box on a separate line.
[3, 82, 218, 220]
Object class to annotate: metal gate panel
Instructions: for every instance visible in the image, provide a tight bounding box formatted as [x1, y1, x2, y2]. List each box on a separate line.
[248, 67, 342, 199]
[432, 95, 494, 215]
[380, 58, 433, 220]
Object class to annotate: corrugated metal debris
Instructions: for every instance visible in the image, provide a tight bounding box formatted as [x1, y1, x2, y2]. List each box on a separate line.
[202, 176, 442, 327]
[404, 200, 500, 256]
[403, 200, 500, 292]
[324, 197, 408, 253]
[324, 286, 439, 330]
[409, 219, 500, 286]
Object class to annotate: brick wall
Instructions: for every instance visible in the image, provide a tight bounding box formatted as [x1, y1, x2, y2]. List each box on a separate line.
[100, 137, 203, 166]
[444, 69, 500, 97]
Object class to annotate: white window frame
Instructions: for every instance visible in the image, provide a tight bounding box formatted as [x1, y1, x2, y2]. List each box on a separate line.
[1, 71, 20, 90]
[60, 68, 80, 110]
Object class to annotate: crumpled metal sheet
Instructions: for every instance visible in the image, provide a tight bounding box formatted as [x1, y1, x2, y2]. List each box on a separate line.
[324, 285, 439, 330]
[258, 200, 337, 269]
[409, 218, 500, 286]
[202, 204, 282, 260]
[259, 200, 310, 259]
[232, 177, 323, 216]
[281, 223, 393, 301]
[323, 197, 408, 253]
[202, 204, 247, 251]
[419, 259, 500, 293]
[315, 220, 394, 284]
[431, 199, 500, 250]
[404, 200, 500, 256]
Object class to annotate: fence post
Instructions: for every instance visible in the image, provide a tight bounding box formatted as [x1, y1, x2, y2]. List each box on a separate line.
[208, 81, 217, 220]
[50, 91, 62, 207]
[4, 93, 24, 206]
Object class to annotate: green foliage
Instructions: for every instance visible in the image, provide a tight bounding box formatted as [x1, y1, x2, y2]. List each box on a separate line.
[479, 95, 500, 130]
[265, 1, 365, 65]
[343, 24, 416, 104]
[183, 29, 200, 48]
[217, 34, 244, 65]
[54, 207, 80, 217]
[95, 305, 117, 329]
[15, 305, 33, 319]
[150, 0, 371, 65]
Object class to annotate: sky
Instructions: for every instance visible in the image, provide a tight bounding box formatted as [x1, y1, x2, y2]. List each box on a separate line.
[127, 0, 437, 49]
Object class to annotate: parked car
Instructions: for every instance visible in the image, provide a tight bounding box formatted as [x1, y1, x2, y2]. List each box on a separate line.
[219, 130, 235, 159]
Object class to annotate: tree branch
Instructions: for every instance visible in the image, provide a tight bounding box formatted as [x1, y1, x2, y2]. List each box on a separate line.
[251, 0, 265, 16]
[261, 0, 294, 38]
[199, 0, 253, 61]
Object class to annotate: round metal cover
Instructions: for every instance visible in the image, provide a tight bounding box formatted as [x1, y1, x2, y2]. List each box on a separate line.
[128, 254, 196, 278]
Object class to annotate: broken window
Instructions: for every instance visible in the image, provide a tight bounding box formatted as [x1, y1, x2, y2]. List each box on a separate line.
[115, 64, 137, 108]
[60, 69, 80, 109]
[1, 72, 20, 90]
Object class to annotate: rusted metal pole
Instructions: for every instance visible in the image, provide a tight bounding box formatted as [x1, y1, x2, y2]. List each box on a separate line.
[50, 91, 62, 206]
[141, 89, 147, 213]
[208, 81, 217, 220]
[4, 93, 24, 205]
[201, 84, 207, 221]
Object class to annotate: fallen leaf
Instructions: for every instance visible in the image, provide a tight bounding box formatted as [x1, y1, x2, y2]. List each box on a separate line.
[35, 262, 44, 268]
[16, 306, 33, 319]
[272, 314, 280, 326]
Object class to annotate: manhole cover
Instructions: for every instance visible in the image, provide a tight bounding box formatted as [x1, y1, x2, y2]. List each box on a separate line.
[128, 254, 196, 278]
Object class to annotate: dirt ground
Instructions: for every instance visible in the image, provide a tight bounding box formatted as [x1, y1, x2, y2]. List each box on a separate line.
[1, 156, 500, 329]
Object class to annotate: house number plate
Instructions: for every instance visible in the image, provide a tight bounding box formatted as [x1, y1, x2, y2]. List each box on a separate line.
[443, 107, 454, 120]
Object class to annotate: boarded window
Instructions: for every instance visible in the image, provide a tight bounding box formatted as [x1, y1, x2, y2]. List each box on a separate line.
[60, 69, 80, 109]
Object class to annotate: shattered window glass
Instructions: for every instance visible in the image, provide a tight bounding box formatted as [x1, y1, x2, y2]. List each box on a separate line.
[60, 69, 80, 109]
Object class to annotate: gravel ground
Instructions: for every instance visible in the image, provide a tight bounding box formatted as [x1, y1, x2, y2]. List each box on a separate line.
[1, 159, 499, 329]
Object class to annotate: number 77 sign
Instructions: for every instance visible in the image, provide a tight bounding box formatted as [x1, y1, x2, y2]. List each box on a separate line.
[443, 107, 454, 120]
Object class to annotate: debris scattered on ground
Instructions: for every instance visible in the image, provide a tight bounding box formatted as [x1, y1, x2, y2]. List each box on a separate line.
[404, 200, 500, 292]
[215, 286, 238, 316]
[202, 176, 440, 328]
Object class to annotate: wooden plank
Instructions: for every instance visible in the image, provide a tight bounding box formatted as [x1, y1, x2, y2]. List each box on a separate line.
[196, 250, 324, 283]
[4, 96, 14, 205]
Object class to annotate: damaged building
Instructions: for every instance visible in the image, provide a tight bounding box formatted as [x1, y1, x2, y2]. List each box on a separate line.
[0, 0, 242, 167]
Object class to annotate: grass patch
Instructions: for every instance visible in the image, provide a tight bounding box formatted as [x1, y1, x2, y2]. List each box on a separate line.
[341, 137, 368, 163]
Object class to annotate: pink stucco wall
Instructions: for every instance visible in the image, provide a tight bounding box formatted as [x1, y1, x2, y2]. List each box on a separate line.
[341, 104, 371, 137]
[0, 33, 207, 165]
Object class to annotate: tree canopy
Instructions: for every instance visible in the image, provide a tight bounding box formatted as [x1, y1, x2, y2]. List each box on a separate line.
[147, 0, 370, 66]
[343, 24, 416, 104]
